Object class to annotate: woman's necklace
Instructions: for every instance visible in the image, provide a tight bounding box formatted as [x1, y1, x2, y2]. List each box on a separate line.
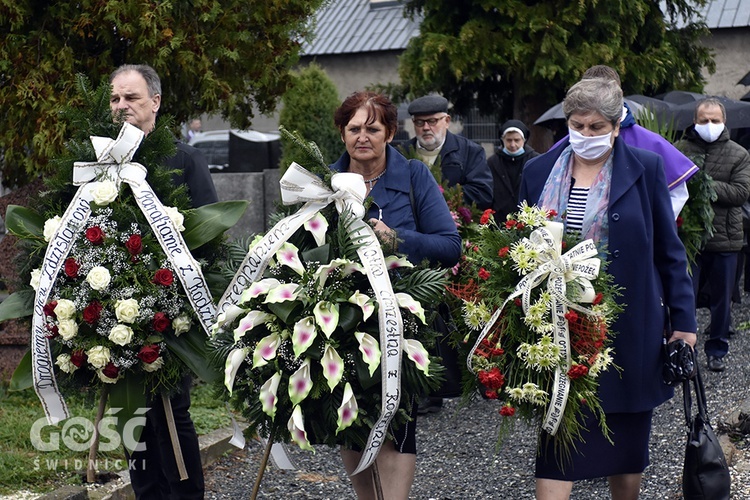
[363, 169, 386, 190]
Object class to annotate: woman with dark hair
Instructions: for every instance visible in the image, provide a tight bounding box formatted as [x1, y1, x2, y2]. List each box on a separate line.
[520, 78, 696, 499]
[330, 91, 461, 498]
[488, 119, 539, 221]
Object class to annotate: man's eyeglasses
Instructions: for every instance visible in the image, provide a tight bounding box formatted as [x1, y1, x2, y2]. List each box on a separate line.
[413, 115, 447, 128]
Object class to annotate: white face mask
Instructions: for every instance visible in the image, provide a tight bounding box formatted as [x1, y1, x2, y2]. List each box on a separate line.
[694, 122, 724, 143]
[568, 128, 614, 160]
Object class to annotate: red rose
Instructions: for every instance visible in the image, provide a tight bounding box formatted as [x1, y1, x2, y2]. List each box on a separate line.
[137, 344, 161, 364]
[85, 226, 105, 245]
[43, 301, 58, 318]
[70, 350, 87, 367]
[64, 258, 80, 278]
[478, 367, 505, 390]
[567, 364, 589, 380]
[44, 323, 59, 339]
[499, 405, 516, 417]
[676, 216, 684, 228]
[125, 234, 143, 256]
[498, 246, 509, 258]
[102, 362, 119, 379]
[82, 301, 103, 324]
[478, 267, 490, 280]
[484, 389, 498, 400]
[480, 209, 496, 225]
[152, 269, 174, 286]
[514, 298, 522, 307]
[152, 312, 170, 332]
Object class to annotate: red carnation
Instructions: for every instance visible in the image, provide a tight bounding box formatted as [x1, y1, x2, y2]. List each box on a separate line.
[137, 345, 161, 364]
[70, 350, 87, 367]
[82, 301, 103, 324]
[516, 222, 525, 230]
[125, 234, 143, 256]
[498, 246, 509, 258]
[152, 269, 174, 286]
[505, 219, 517, 229]
[85, 226, 105, 245]
[514, 298, 522, 307]
[480, 209, 495, 225]
[152, 312, 170, 332]
[43, 301, 58, 318]
[64, 258, 80, 278]
[592, 292, 604, 305]
[478, 367, 505, 390]
[547, 209, 558, 218]
[484, 389, 499, 400]
[102, 362, 119, 379]
[499, 405, 516, 417]
[478, 267, 490, 280]
[567, 364, 589, 380]
[676, 216, 684, 228]
[564, 310, 579, 323]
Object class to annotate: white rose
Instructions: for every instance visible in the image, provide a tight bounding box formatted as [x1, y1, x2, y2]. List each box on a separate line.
[164, 206, 185, 231]
[54, 299, 76, 320]
[115, 299, 140, 324]
[172, 315, 192, 336]
[43, 216, 62, 242]
[30, 268, 42, 290]
[142, 357, 165, 372]
[97, 370, 119, 384]
[86, 346, 110, 368]
[86, 266, 111, 291]
[108, 324, 134, 346]
[55, 354, 77, 374]
[91, 180, 119, 206]
[58, 319, 79, 341]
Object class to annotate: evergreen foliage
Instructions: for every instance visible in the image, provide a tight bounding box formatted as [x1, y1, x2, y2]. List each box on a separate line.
[0, 0, 326, 186]
[397, 0, 714, 129]
[278, 63, 343, 172]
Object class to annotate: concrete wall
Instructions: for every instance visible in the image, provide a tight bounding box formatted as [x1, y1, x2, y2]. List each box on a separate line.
[701, 28, 750, 99]
[210, 170, 281, 240]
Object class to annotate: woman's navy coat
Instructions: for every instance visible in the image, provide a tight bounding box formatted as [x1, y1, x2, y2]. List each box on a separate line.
[520, 137, 697, 413]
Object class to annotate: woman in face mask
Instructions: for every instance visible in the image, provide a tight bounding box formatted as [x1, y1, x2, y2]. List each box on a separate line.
[519, 78, 697, 500]
[488, 120, 539, 220]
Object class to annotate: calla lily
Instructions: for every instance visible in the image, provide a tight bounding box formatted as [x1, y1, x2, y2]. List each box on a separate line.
[264, 283, 299, 304]
[240, 278, 281, 302]
[304, 212, 329, 247]
[215, 304, 246, 330]
[395, 292, 427, 324]
[403, 338, 431, 375]
[336, 382, 359, 434]
[234, 310, 274, 342]
[288, 359, 313, 405]
[348, 291, 375, 321]
[385, 255, 414, 270]
[354, 331, 381, 376]
[276, 242, 305, 276]
[287, 405, 314, 451]
[313, 301, 339, 338]
[292, 316, 317, 359]
[252, 332, 281, 368]
[312, 258, 362, 288]
[224, 347, 250, 394]
[321, 344, 344, 391]
[259, 372, 282, 419]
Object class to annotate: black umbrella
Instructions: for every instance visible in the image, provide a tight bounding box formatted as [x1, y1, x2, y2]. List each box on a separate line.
[664, 93, 750, 130]
[534, 98, 645, 127]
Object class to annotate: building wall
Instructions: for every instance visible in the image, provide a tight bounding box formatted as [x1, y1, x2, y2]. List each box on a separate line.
[701, 28, 750, 99]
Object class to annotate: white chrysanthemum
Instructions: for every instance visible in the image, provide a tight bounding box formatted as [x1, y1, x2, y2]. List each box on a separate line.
[506, 387, 525, 402]
[462, 300, 491, 331]
[516, 201, 550, 227]
[589, 347, 614, 377]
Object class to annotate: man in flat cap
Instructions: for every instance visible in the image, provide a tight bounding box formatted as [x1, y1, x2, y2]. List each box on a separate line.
[406, 95, 493, 209]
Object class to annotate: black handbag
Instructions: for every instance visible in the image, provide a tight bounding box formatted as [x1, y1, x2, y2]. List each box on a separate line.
[682, 364, 731, 500]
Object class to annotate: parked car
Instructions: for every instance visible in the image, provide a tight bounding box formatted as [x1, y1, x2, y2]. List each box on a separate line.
[189, 129, 281, 172]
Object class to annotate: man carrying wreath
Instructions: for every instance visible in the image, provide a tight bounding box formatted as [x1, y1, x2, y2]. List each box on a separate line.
[109, 63, 217, 499]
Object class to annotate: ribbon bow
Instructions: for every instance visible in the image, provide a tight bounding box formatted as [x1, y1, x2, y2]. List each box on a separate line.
[468, 221, 602, 435]
[73, 122, 148, 188]
[218, 162, 403, 475]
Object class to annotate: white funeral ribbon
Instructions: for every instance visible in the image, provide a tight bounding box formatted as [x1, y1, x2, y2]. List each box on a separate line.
[217, 162, 404, 476]
[32, 122, 216, 424]
[467, 221, 602, 435]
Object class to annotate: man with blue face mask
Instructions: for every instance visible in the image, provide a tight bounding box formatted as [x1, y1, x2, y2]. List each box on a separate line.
[675, 98, 750, 372]
[488, 120, 539, 220]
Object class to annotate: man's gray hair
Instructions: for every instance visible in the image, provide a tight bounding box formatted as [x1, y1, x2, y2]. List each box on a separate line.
[562, 78, 623, 125]
[109, 64, 162, 97]
[694, 97, 726, 122]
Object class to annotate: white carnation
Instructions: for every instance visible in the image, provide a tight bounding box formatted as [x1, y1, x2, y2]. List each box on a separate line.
[114, 298, 140, 324]
[108, 324, 134, 346]
[43, 216, 62, 242]
[164, 206, 185, 231]
[91, 180, 119, 206]
[86, 346, 110, 368]
[86, 266, 111, 291]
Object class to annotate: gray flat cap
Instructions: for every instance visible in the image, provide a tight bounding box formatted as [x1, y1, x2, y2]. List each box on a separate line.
[407, 95, 449, 115]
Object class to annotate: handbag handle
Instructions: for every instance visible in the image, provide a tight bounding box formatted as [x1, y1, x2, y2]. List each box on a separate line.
[682, 363, 710, 428]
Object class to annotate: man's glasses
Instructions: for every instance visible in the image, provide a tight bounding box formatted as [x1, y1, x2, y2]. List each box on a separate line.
[413, 115, 447, 128]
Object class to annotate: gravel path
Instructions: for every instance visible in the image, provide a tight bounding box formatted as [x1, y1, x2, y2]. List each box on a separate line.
[204, 303, 750, 499]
